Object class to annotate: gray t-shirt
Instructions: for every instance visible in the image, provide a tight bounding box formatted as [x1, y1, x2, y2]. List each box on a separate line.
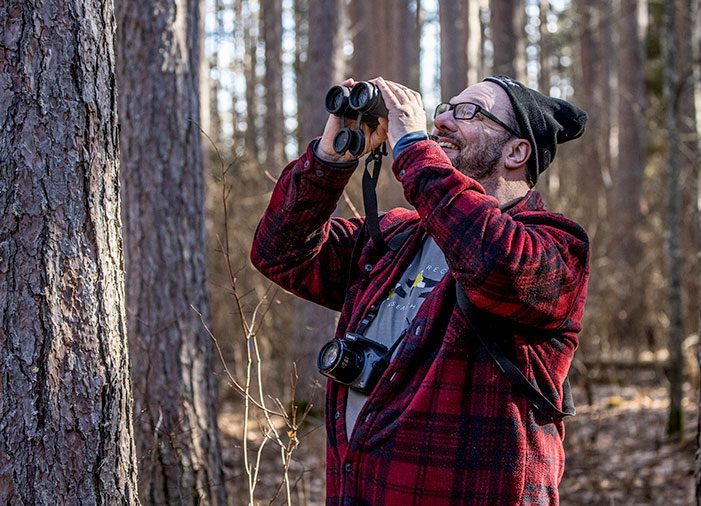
[346, 236, 449, 438]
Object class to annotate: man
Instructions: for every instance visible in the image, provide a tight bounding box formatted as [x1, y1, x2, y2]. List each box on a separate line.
[251, 75, 589, 505]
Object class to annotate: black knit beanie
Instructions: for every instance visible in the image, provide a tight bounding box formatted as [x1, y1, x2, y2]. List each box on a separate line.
[483, 75, 587, 184]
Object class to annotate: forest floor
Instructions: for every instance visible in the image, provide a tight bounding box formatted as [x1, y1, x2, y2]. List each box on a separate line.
[218, 375, 697, 505]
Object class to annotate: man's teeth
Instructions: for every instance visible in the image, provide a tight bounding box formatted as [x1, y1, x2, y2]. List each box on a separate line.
[438, 141, 459, 150]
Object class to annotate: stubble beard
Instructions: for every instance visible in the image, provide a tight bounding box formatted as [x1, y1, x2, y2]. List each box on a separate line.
[449, 131, 511, 182]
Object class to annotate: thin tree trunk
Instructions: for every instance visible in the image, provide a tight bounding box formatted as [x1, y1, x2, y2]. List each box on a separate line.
[0, 0, 139, 502]
[245, 1, 260, 162]
[538, 0, 551, 93]
[115, 0, 227, 503]
[663, 0, 685, 440]
[467, 0, 482, 83]
[261, 0, 285, 168]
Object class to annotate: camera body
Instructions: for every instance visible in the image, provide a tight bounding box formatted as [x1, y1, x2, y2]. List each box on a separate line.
[318, 332, 390, 395]
[324, 81, 388, 157]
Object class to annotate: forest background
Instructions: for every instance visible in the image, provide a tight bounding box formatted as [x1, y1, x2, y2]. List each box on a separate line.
[1, 0, 700, 504]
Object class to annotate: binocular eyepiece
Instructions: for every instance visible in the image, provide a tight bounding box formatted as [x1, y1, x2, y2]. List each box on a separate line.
[325, 81, 388, 157]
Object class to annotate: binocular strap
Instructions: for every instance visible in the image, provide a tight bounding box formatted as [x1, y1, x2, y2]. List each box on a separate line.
[362, 146, 387, 250]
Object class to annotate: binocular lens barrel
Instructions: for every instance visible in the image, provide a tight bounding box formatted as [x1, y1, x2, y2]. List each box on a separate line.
[325, 85, 351, 115]
[348, 82, 388, 118]
[333, 128, 365, 157]
[324, 81, 387, 156]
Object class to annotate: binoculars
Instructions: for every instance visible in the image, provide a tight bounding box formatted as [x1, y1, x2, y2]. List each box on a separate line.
[324, 81, 388, 157]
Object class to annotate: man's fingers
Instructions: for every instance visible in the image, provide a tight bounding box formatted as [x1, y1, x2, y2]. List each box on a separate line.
[376, 77, 402, 108]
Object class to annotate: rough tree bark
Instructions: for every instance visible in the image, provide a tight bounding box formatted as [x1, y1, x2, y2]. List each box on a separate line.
[115, 0, 227, 503]
[0, 0, 139, 503]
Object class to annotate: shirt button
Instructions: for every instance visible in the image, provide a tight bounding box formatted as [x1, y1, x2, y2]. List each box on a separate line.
[334, 410, 341, 420]
[303, 160, 310, 168]
[344, 463, 353, 473]
[364, 263, 373, 272]
[398, 169, 406, 178]
[315, 169, 325, 177]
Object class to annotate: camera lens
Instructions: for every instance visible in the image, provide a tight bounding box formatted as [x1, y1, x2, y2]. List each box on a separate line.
[319, 342, 340, 369]
[325, 85, 351, 115]
[317, 339, 365, 385]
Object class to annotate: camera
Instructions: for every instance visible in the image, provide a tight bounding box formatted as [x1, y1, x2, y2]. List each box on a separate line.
[324, 81, 388, 157]
[317, 332, 390, 395]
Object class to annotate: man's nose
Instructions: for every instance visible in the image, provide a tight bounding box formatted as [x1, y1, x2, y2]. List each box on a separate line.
[432, 111, 456, 133]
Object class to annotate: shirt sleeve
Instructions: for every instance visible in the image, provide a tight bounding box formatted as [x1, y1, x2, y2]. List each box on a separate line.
[250, 140, 365, 311]
[391, 140, 590, 331]
[392, 131, 429, 159]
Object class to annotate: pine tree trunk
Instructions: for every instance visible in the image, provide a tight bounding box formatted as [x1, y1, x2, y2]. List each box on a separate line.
[115, 0, 227, 503]
[440, 0, 470, 98]
[299, 0, 344, 142]
[295, 0, 345, 403]
[613, 0, 647, 345]
[662, 0, 685, 440]
[489, 0, 525, 78]
[244, 2, 260, 162]
[261, 0, 285, 168]
[467, 0, 482, 84]
[397, 0, 421, 89]
[0, 0, 139, 503]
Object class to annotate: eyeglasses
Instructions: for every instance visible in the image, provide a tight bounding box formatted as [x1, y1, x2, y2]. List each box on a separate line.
[433, 102, 522, 138]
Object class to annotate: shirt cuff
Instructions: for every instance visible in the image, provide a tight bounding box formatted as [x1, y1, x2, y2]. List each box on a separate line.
[311, 139, 359, 171]
[393, 131, 429, 159]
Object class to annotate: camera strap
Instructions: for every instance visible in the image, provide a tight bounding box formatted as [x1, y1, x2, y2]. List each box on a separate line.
[455, 283, 575, 421]
[362, 144, 388, 250]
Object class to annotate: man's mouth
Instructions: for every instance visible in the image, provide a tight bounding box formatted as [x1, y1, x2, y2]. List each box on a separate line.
[437, 139, 460, 151]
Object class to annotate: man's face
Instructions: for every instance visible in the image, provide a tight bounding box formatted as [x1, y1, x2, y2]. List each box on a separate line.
[431, 82, 515, 180]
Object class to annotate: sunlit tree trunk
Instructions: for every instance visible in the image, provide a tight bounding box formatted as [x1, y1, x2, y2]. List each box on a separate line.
[467, 0, 482, 83]
[0, 0, 139, 502]
[440, 0, 470, 98]
[115, 0, 227, 502]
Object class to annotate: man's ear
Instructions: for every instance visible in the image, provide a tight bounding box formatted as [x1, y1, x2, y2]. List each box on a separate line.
[504, 138, 531, 170]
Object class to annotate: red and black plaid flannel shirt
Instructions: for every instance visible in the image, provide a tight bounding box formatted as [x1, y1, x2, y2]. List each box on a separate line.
[251, 140, 589, 505]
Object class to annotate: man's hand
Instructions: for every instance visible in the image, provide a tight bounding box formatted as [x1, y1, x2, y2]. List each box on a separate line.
[317, 78, 389, 162]
[374, 77, 427, 149]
